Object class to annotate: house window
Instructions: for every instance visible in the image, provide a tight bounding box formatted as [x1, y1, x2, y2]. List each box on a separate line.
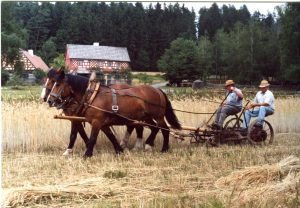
[98, 61, 104, 67]
[83, 60, 89, 67]
[112, 62, 117, 69]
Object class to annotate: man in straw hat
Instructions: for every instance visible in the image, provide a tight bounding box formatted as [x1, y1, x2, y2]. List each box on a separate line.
[211, 80, 244, 130]
[242, 80, 275, 130]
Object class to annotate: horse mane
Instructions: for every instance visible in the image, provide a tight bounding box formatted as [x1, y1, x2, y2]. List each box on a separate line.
[65, 74, 89, 94]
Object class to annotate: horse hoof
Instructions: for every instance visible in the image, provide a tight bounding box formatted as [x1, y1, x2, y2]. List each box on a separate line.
[161, 149, 169, 153]
[120, 141, 128, 149]
[83, 153, 92, 159]
[145, 144, 153, 152]
[133, 145, 144, 151]
[132, 146, 142, 151]
[116, 148, 124, 154]
[62, 149, 73, 156]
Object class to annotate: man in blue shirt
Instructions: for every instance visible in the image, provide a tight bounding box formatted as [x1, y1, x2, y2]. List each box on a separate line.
[212, 80, 244, 130]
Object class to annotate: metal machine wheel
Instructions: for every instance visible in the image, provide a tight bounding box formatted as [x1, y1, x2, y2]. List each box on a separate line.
[224, 116, 243, 130]
[247, 119, 274, 145]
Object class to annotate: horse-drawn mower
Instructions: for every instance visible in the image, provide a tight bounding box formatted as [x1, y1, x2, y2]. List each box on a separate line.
[54, 99, 274, 147]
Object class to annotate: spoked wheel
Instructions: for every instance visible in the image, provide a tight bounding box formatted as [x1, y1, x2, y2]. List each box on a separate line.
[223, 116, 244, 144]
[224, 116, 243, 130]
[247, 120, 274, 145]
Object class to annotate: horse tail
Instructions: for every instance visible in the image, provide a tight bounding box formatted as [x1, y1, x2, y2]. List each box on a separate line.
[159, 89, 182, 130]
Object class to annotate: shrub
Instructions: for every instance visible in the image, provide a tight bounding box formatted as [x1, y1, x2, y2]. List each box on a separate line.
[6, 73, 23, 86]
[33, 68, 46, 84]
[1, 70, 10, 86]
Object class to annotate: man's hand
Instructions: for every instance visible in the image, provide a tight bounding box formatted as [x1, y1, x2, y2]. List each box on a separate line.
[246, 103, 254, 110]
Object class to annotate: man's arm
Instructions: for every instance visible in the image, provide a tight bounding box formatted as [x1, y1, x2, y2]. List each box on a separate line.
[231, 87, 243, 99]
[249, 102, 270, 108]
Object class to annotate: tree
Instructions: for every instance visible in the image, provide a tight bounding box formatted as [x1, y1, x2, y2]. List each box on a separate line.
[40, 37, 58, 65]
[197, 3, 222, 40]
[26, 2, 54, 50]
[50, 53, 65, 69]
[33, 68, 46, 84]
[1, 70, 10, 86]
[221, 5, 238, 33]
[1, 2, 28, 67]
[157, 38, 200, 85]
[198, 35, 213, 81]
[278, 3, 300, 83]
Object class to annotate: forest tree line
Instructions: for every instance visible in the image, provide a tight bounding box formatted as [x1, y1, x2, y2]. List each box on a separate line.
[1, 2, 300, 84]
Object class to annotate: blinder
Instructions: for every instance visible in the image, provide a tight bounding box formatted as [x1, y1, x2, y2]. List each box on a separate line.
[47, 81, 73, 109]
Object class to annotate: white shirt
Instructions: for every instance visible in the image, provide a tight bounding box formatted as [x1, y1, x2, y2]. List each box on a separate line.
[254, 90, 275, 110]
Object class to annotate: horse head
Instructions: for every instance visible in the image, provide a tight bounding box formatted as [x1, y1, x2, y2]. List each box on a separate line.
[46, 69, 73, 109]
[41, 68, 64, 103]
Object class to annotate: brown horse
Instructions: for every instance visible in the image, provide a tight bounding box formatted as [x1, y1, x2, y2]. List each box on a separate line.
[41, 69, 144, 155]
[47, 70, 181, 158]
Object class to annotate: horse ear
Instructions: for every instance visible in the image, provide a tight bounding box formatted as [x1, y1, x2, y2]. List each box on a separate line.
[55, 67, 65, 80]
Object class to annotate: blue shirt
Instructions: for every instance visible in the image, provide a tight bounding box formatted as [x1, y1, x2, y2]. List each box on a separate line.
[226, 88, 243, 108]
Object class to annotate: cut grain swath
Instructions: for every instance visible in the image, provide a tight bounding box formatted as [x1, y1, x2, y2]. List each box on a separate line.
[215, 155, 300, 207]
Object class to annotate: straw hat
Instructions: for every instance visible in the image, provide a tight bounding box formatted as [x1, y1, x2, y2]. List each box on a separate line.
[259, 80, 270, 88]
[225, 80, 235, 87]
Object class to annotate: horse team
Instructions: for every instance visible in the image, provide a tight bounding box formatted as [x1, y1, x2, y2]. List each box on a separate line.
[41, 68, 181, 158]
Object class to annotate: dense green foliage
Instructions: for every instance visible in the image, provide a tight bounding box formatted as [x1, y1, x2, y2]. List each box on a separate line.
[1, 2, 300, 84]
[278, 4, 300, 84]
[1, 70, 10, 86]
[33, 68, 46, 84]
[2, 2, 196, 72]
[158, 38, 200, 85]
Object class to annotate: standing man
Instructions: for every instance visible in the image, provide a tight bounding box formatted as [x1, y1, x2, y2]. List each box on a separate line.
[212, 80, 244, 130]
[242, 80, 275, 129]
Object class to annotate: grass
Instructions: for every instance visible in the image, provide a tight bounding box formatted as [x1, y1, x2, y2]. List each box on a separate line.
[2, 86, 300, 207]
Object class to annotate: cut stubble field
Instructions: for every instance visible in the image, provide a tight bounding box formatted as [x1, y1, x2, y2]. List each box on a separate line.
[2, 93, 300, 207]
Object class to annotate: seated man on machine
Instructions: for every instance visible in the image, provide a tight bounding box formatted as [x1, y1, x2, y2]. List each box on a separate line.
[242, 80, 275, 131]
[211, 80, 244, 130]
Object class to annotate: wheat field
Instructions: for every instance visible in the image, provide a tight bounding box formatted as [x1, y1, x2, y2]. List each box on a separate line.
[2, 97, 300, 207]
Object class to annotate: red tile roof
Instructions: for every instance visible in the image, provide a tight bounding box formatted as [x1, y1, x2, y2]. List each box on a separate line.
[21, 49, 50, 72]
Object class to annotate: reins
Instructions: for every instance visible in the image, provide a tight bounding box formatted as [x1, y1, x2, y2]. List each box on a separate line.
[86, 87, 217, 115]
[85, 103, 178, 133]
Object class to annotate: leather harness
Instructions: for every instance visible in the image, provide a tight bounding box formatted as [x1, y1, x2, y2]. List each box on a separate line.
[76, 80, 119, 116]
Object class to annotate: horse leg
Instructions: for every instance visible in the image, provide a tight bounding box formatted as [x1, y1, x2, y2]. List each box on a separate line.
[77, 122, 89, 147]
[84, 123, 101, 158]
[63, 121, 79, 156]
[133, 126, 144, 150]
[145, 120, 159, 152]
[157, 119, 170, 152]
[102, 126, 123, 154]
[120, 125, 134, 148]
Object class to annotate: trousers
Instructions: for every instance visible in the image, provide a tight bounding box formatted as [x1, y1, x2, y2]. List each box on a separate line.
[242, 106, 274, 128]
[214, 104, 241, 127]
